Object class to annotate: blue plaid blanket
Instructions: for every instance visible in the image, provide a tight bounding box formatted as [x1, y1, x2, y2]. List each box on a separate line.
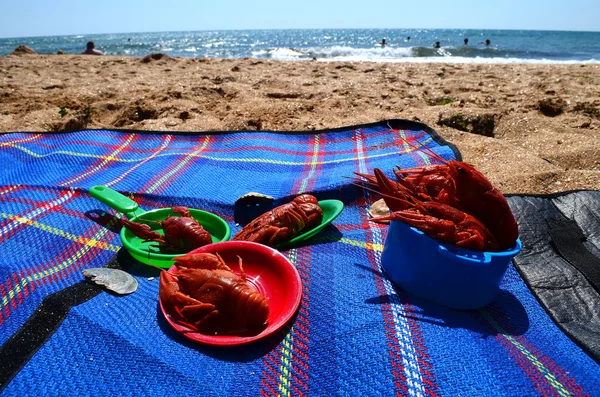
[0, 120, 598, 396]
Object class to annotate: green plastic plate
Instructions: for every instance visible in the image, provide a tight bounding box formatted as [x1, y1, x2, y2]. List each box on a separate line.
[89, 186, 231, 268]
[276, 199, 344, 249]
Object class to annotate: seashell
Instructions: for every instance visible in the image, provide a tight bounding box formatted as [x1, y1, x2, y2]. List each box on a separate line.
[368, 198, 391, 224]
[236, 192, 274, 202]
[83, 268, 138, 295]
[234, 192, 274, 225]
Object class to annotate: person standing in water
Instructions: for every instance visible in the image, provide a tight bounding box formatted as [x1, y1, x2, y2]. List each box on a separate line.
[379, 39, 387, 47]
[433, 41, 441, 48]
[464, 38, 469, 46]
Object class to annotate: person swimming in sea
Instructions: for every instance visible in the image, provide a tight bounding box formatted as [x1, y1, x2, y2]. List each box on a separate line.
[480, 39, 491, 46]
[379, 39, 387, 47]
[464, 38, 469, 46]
[433, 41, 441, 49]
[82, 41, 104, 56]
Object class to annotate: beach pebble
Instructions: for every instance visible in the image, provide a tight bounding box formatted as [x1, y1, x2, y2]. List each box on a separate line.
[83, 268, 138, 295]
[537, 98, 565, 117]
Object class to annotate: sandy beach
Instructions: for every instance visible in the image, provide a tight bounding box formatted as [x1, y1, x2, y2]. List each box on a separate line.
[1, 53, 599, 194]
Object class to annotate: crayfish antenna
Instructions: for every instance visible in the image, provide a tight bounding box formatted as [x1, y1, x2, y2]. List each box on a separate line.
[349, 182, 386, 198]
[352, 172, 379, 185]
[384, 121, 449, 166]
[237, 255, 246, 281]
[143, 256, 173, 302]
[214, 252, 234, 272]
[396, 130, 449, 166]
[337, 177, 367, 203]
[145, 256, 172, 273]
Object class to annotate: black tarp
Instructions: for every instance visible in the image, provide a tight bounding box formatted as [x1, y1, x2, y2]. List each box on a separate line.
[508, 190, 600, 363]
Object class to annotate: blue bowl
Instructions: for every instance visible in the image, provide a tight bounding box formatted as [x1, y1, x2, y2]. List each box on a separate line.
[381, 220, 522, 310]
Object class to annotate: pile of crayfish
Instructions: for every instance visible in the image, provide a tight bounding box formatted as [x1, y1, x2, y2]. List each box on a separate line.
[160, 252, 269, 334]
[356, 147, 519, 252]
[118, 206, 212, 253]
[233, 194, 323, 247]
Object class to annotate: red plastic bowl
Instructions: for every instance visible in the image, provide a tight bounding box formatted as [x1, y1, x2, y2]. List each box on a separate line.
[159, 241, 302, 346]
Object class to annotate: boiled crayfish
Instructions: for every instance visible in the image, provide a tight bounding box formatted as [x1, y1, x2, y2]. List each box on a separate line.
[160, 252, 269, 334]
[232, 194, 323, 247]
[356, 140, 518, 252]
[118, 206, 212, 253]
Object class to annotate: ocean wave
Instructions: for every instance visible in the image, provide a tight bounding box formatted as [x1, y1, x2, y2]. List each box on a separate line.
[252, 47, 306, 59]
[250, 45, 600, 64]
[253, 45, 414, 61]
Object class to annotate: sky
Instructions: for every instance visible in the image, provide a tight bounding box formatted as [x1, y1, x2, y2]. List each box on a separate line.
[1, 0, 599, 38]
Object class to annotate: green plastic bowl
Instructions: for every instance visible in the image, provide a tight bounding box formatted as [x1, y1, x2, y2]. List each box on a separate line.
[121, 208, 231, 268]
[90, 186, 230, 268]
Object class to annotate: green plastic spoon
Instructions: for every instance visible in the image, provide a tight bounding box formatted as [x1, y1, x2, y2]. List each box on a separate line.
[276, 199, 344, 249]
[89, 186, 231, 268]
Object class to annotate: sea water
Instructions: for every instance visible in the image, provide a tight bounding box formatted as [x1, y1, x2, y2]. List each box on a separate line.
[1, 28, 599, 63]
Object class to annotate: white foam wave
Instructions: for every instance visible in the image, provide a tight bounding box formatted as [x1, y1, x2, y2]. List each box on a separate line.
[252, 45, 415, 61]
[252, 47, 305, 59]
[253, 45, 600, 64]
[316, 45, 414, 61]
